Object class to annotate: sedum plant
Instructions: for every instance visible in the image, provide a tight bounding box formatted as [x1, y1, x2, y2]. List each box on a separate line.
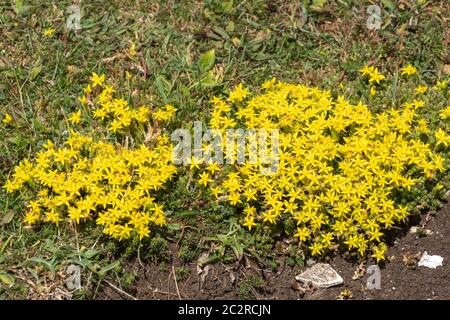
[4, 74, 177, 240]
[197, 72, 448, 262]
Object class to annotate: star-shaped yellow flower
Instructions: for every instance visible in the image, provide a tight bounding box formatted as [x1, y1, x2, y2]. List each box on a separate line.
[401, 64, 417, 76]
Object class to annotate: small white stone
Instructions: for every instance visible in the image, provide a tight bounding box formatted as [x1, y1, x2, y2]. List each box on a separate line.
[410, 227, 433, 236]
[418, 251, 443, 269]
[410, 226, 419, 234]
[295, 263, 343, 288]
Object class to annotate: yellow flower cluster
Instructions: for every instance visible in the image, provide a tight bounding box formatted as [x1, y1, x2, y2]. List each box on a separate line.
[4, 75, 177, 240]
[89, 86, 149, 132]
[77, 73, 176, 133]
[201, 80, 445, 261]
[153, 104, 177, 122]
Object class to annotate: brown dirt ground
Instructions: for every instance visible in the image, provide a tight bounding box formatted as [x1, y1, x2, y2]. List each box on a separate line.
[102, 202, 450, 300]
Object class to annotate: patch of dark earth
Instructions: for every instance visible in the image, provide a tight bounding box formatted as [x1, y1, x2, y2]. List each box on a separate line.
[101, 203, 449, 300]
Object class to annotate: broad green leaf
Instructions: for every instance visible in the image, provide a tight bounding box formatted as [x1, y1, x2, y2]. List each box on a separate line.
[213, 0, 233, 14]
[211, 26, 230, 41]
[310, 0, 326, 12]
[198, 49, 215, 74]
[154, 75, 170, 101]
[198, 71, 218, 87]
[14, 0, 24, 13]
[14, 0, 33, 15]
[221, 0, 233, 14]
[226, 21, 235, 33]
[417, 0, 429, 7]
[29, 65, 42, 81]
[231, 37, 241, 47]
[312, 0, 326, 5]
[83, 249, 100, 259]
[230, 243, 244, 260]
[167, 223, 181, 231]
[0, 272, 15, 286]
[28, 257, 56, 276]
[98, 260, 121, 276]
[381, 0, 396, 10]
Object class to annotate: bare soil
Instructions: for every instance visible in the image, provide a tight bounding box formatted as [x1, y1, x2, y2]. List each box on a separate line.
[102, 203, 450, 300]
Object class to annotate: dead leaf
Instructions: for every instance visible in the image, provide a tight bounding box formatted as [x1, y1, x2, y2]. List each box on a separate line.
[1, 210, 14, 225]
[403, 251, 421, 270]
[443, 65, 450, 75]
[352, 262, 366, 280]
[197, 265, 210, 290]
[145, 125, 160, 143]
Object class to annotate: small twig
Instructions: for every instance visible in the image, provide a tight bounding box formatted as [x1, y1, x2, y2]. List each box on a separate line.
[137, 243, 145, 269]
[104, 280, 138, 300]
[167, 267, 171, 300]
[172, 266, 182, 300]
[153, 289, 179, 297]
[90, 235, 102, 251]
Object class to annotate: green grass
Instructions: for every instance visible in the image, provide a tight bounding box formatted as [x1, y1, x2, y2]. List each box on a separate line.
[0, 0, 449, 298]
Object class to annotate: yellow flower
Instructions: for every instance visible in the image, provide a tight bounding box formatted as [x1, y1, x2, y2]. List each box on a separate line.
[151, 204, 164, 216]
[203, 80, 446, 258]
[401, 64, 417, 76]
[321, 232, 334, 248]
[84, 84, 93, 95]
[187, 156, 204, 170]
[359, 65, 375, 76]
[414, 85, 428, 95]
[261, 77, 277, 90]
[243, 205, 256, 216]
[370, 87, 377, 96]
[435, 183, 444, 191]
[3, 180, 18, 193]
[152, 104, 177, 122]
[435, 128, 450, 147]
[129, 42, 137, 57]
[68, 110, 82, 124]
[440, 106, 450, 120]
[210, 186, 223, 199]
[198, 172, 212, 187]
[368, 68, 385, 84]
[137, 227, 150, 240]
[2, 76, 179, 241]
[309, 242, 324, 256]
[242, 215, 256, 231]
[90, 72, 106, 87]
[433, 80, 448, 91]
[2, 113, 13, 124]
[206, 161, 220, 174]
[228, 83, 250, 102]
[368, 228, 383, 242]
[43, 28, 56, 37]
[294, 227, 310, 242]
[371, 244, 387, 263]
[344, 235, 359, 250]
[24, 212, 40, 225]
